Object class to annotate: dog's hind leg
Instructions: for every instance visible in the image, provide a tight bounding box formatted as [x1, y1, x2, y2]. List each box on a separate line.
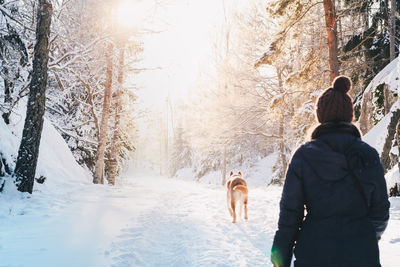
[227, 191, 233, 216]
[238, 200, 243, 220]
[231, 198, 236, 223]
[244, 196, 248, 220]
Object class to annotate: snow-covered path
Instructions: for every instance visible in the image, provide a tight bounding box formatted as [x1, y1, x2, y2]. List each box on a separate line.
[1, 170, 399, 267]
[106, 175, 281, 267]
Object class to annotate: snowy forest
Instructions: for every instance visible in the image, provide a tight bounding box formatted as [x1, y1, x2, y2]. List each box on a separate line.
[0, 0, 400, 266]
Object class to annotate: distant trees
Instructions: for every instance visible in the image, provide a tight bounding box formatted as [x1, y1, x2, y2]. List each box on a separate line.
[170, 0, 331, 184]
[14, 0, 52, 193]
[180, 1, 284, 183]
[169, 123, 192, 177]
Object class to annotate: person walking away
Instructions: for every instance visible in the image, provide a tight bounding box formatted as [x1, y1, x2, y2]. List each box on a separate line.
[271, 75, 390, 267]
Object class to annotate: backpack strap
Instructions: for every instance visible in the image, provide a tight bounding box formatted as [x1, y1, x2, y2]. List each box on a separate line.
[316, 139, 369, 211]
[346, 162, 369, 210]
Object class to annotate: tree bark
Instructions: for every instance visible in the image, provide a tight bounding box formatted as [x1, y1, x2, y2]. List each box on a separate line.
[381, 109, 400, 172]
[389, 0, 396, 62]
[397, 119, 400, 171]
[276, 67, 287, 182]
[279, 112, 287, 178]
[363, 4, 369, 32]
[323, 0, 339, 82]
[3, 67, 12, 104]
[222, 144, 226, 186]
[108, 44, 124, 185]
[93, 43, 113, 184]
[14, 0, 52, 193]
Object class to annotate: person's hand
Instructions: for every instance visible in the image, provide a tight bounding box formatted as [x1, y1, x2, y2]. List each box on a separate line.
[271, 248, 283, 267]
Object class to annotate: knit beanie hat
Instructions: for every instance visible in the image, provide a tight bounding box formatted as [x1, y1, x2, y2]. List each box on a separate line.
[316, 75, 354, 123]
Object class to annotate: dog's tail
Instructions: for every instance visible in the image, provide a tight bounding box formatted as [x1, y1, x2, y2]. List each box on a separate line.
[233, 185, 248, 195]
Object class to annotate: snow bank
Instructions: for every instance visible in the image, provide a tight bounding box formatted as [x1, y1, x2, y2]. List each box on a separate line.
[0, 101, 90, 195]
[357, 56, 399, 133]
[363, 101, 400, 155]
[363, 56, 399, 96]
[386, 165, 400, 190]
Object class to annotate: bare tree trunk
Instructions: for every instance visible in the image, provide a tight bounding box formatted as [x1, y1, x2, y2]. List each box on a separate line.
[3, 67, 12, 104]
[338, 12, 343, 48]
[381, 109, 400, 172]
[222, 144, 226, 185]
[93, 43, 113, 184]
[165, 97, 169, 176]
[362, 2, 369, 32]
[390, 0, 396, 61]
[2, 68, 12, 124]
[277, 66, 287, 182]
[108, 44, 124, 185]
[159, 115, 163, 175]
[336, 0, 343, 48]
[14, 0, 52, 193]
[323, 0, 339, 82]
[397, 119, 400, 171]
[279, 112, 287, 177]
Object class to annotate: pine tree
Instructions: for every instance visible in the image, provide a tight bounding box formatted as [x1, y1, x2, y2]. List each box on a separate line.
[14, 0, 52, 193]
[169, 124, 192, 177]
[389, 0, 397, 61]
[341, 0, 400, 90]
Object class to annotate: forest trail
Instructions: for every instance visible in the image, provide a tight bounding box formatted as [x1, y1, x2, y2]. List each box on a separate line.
[105, 173, 281, 267]
[0, 170, 281, 267]
[1, 169, 399, 267]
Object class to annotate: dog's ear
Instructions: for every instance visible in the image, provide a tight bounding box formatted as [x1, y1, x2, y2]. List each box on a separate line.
[238, 171, 242, 176]
[230, 171, 233, 176]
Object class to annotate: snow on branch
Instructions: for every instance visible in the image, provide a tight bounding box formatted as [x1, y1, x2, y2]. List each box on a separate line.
[53, 124, 98, 145]
[0, 4, 34, 32]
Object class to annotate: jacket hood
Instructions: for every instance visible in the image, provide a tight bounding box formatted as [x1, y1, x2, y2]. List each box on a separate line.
[300, 122, 361, 182]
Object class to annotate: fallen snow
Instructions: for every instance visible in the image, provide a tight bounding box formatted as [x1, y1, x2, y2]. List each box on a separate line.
[0, 101, 91, 191]
[0, 166, 281, 266]
[363, 101, 400, 155]
[0, 101, 399, 266]
[386, 165, 400, 190]
[362, 56, 400, 95]
[1, 165, 399, 266]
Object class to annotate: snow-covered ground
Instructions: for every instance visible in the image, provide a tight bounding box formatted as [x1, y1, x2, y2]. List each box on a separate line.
[1, 165, 400, 267]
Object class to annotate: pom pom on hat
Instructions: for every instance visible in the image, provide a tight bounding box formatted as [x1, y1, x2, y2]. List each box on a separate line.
[333, 75, 351, 94]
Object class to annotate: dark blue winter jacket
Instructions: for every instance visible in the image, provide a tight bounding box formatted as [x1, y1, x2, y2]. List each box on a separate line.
[271, 122, 390, 267]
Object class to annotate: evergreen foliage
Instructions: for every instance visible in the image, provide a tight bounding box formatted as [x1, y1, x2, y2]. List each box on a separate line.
[340, 0, 400, 91]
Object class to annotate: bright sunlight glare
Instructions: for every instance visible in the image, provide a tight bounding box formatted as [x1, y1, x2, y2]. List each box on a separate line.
[116, 0, 152, 28]
[134, 0, 229, 109]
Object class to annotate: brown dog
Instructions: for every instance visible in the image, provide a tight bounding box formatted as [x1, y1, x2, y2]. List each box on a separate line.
[226, 171, 248, 223]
